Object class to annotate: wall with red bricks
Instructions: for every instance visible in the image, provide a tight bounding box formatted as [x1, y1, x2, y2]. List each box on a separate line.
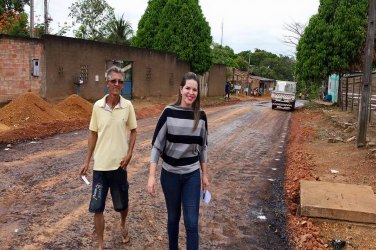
[1, 35, 226, 104]
[0, 35, 44, 104]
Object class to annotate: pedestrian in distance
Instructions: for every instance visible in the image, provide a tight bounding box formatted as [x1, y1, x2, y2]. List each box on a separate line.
[147, 72, 210, 250]
[225, 81, 230, 100]
[79, 65, 137, 250]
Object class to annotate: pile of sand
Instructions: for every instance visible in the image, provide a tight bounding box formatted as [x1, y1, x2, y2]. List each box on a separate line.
[55, 94, 93, 120]
[0, 92, 94, 143]
[0, 92, 69, 127]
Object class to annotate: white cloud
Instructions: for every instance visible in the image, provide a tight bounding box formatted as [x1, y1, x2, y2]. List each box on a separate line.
[27, 0, 319, 55]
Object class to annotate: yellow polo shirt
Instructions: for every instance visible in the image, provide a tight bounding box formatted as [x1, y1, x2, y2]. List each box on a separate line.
[89, 95, 137, 171]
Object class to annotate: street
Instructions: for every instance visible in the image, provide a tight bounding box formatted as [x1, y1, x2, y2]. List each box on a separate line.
[0, 100, 292, 249]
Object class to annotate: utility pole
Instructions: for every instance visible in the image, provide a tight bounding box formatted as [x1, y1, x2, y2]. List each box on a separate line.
[247, 50, 251, 93]
[357, 0, 376, 147]
[44, 0, 49, 34]
[220, 18, 224, 46]
[30, 0, 34, 37]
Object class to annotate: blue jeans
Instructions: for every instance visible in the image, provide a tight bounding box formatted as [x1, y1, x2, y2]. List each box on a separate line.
[161, 168, 201, 250]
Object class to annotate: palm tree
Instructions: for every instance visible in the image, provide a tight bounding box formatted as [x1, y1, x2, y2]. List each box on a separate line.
[107, 14, 133, 45]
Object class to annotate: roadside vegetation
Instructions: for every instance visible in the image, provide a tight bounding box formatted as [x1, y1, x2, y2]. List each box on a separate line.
[2, 0, 371, 99]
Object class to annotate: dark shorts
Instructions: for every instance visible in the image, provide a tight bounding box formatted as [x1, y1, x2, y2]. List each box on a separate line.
[89, 167, 129, 213]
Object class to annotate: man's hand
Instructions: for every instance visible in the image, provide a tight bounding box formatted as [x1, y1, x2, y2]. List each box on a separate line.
[120, 155, 131, 170]
[79, 163, 89, 176]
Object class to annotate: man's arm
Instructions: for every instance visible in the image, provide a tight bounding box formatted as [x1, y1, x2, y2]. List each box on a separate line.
[79, 130, 98, 176]
[120, 128, 137, 169]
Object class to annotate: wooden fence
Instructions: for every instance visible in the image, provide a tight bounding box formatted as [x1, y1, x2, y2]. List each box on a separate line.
[340, 73, 376, 123]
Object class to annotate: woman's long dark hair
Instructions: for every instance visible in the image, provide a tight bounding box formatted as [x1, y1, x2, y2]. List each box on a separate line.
[174, 72, 201, 130]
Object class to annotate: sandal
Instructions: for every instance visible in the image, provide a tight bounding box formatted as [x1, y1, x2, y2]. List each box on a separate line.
[121, 227, 130, 243]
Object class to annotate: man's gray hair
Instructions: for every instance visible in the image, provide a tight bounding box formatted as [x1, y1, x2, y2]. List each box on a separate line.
[106, 65, 124, 81]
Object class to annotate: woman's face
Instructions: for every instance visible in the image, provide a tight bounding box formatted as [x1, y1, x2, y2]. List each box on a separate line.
[180, 79, 198, 108]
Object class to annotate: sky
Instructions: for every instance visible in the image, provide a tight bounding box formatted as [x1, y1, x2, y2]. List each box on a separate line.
[29, 0, 320, 56]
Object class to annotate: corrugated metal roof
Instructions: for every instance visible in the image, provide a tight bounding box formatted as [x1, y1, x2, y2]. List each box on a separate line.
[249, 75, 276, 81]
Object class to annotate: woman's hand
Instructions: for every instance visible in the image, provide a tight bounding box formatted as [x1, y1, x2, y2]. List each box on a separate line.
[200, 163, 209, 190]
[147, 175, 156, 196]
[202, 173, 209, 190]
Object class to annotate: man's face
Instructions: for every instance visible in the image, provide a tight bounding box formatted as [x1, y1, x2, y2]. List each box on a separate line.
[106, 72, 124, 96]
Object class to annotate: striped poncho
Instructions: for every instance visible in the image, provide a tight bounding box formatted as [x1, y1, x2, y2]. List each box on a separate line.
[150, 105, 208, 174]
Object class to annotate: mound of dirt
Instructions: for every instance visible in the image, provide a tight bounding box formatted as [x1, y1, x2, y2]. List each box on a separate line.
[55, 94, 93, 120]
[0, 92, 68, 127]
[135, 104, 165, 119]
[0, 93, 93, 144]
[285, 110, 325, 249]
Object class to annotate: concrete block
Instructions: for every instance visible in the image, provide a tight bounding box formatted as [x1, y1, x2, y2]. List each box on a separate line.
[300, 180, 376, 224]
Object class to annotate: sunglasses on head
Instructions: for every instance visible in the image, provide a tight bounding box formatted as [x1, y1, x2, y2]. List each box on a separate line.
[109, 79, 124, 84]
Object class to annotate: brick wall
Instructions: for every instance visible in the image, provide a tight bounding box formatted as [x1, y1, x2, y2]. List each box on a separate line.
[0, 35, 44, 104]
[1, 35, 226, 103]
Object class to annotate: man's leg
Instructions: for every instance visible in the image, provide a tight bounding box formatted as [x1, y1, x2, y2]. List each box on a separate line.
[120, 209, 128, 228]
[110, 168, 130, 243]
[94, 212, 105, 250]
[120, 209, 129, 243]
[89, 171, 109, 250]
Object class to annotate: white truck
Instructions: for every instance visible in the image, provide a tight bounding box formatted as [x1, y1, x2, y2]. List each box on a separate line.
[271, 81, 297, 111]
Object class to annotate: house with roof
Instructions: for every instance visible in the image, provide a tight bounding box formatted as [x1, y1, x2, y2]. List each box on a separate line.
[227, 67, 276, 95]
[249, 75, 276, 95]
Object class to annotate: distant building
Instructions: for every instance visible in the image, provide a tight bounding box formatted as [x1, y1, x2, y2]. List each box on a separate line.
[227, 67, 275, 95]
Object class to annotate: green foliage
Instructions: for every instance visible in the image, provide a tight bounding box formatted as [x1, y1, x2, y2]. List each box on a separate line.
[132, 0, 167, 48]
[68, 0, 115, 41]
[55, 23, 72, 36]
[132, 0, 212, 74]
[216, 47, 296, 81]
[0, 0, 29, 16]
[235, 49, 296, 81]
[0, 10, 28, 36]
[295, 0, 368, 85]
[211, 43, 237, 66]
[106, 14, 133, 45]
[33, 23, 45, 37]
[297, 80, 322, 99]
[0, 0, 29, 36]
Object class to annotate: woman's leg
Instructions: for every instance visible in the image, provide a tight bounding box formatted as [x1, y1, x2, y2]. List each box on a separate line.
[161, 169, 182, 250]
[181, 170, 201, 250]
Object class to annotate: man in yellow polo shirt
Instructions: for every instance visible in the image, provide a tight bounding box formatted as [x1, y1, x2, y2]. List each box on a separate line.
[79, 65, 137, 250]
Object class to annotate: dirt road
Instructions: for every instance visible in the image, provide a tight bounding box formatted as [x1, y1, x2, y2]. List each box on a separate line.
[0, 100, 293, 249]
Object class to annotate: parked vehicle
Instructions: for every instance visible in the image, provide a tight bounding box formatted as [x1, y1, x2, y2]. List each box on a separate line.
[271, 81, 296, 111]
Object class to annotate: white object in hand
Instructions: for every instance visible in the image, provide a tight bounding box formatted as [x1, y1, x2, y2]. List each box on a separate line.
[202, 190, 211, 204]
[81, 175, 90, 185]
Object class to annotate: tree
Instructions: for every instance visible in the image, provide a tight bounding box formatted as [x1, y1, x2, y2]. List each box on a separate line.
[295, 0, 367, 85]
[0, 9, 28, 36]
[132, 0, 212, 74]
[132, 0, 167, 48]
[211, 43, 237, 66]
[236, 49, 296, 81]
[0, 0, 29, 16]
[106, 14, 133, 45]
[68, 0, 115, 41]
[282, 21, 306, 47]
[0, 0, 29, 36]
